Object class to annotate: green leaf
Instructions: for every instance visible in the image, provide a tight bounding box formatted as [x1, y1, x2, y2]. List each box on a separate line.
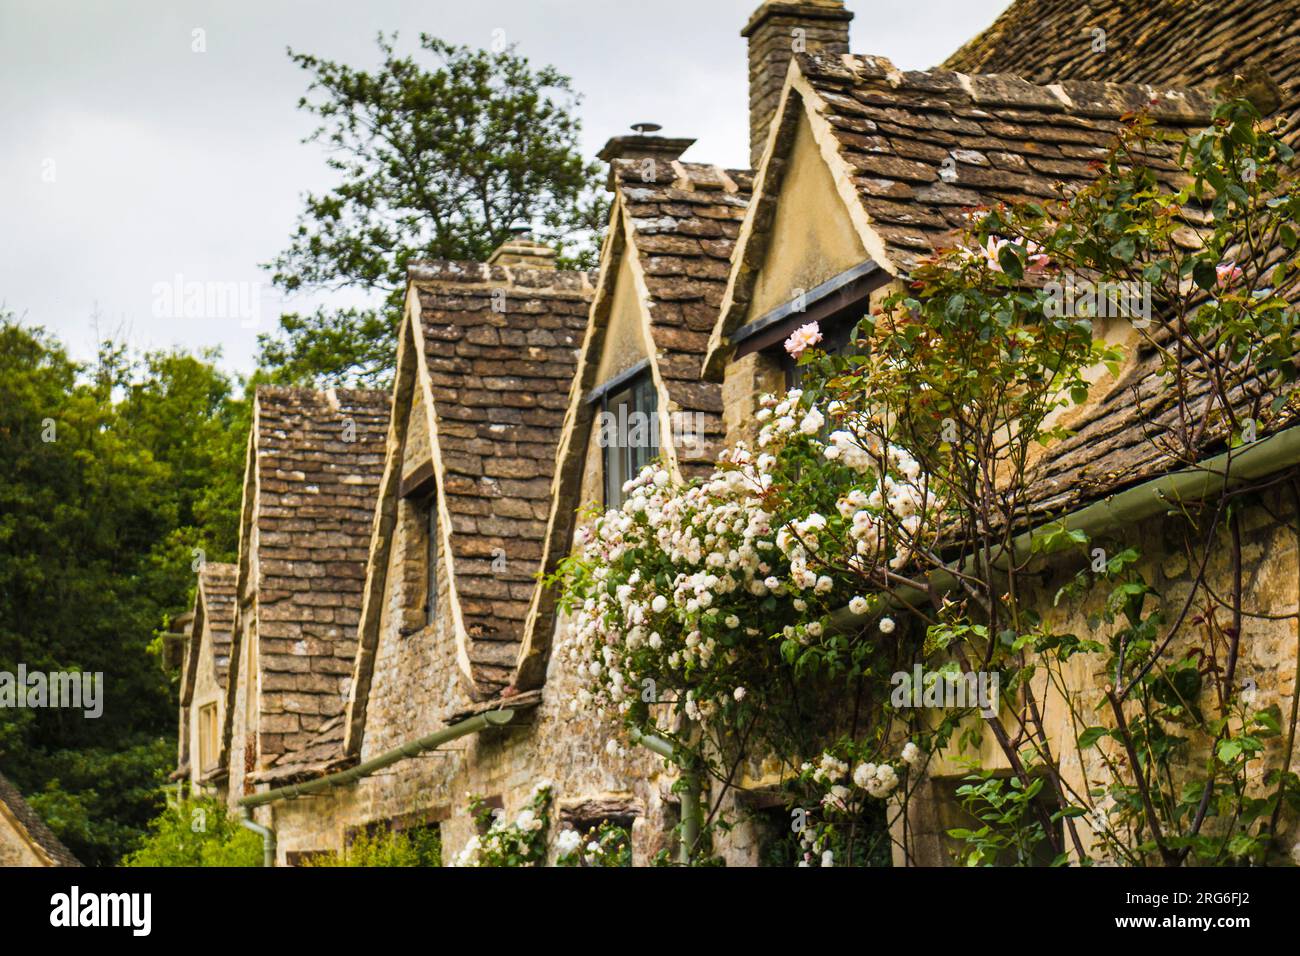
[1109, 236, 1136, 262]
[1193, 260, 1219, 291]
[1078, 727, 1111, 748]
[997, 244, 1024, 279]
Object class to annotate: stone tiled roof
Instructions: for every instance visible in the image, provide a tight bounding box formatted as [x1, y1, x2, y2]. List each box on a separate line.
[258, 716, 349, 785]
[0, 770, 80, 866]
[200, 562, 236, 690]
[711, 49, 1297, 525]
[180, 562, 237, 706]
[614, 159, 753, 476]
[412, 261, 593, 695]
[512, 163, 752, 690]
[796, 53, 1217, 274]
[944, 0, 1299, 140]
[246, 386, 389, 769]
[1023, 337, 1300, 523]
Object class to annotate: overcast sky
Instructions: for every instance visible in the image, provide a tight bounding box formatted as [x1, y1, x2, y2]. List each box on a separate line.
[0, 0, 1009, 377]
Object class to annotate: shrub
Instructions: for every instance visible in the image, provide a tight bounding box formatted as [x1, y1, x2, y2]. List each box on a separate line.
[123, 794, 262, 867]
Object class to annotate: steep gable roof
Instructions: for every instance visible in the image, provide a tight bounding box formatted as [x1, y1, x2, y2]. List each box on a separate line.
[180, 562, 237, 705]
[414, 262, 592, 693]
[704, 45, 1297, 524]
[513, 162, 753, 689]
[617, 160, 754, 474]
[224, 386, 389, 782]
[944, 0, 1297, 136]
[801, 54, 1215, 270]
[339, 258, 593, 760]
[0, 770, 79, 866]
[708, 53, 1219, 373]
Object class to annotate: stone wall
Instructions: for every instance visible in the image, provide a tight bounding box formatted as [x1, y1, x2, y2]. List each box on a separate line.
[0, 810, 45, 866]
[891, 488, 1300, 865]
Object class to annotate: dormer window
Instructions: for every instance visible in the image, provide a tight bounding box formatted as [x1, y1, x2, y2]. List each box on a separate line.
[589, 362, 659, 509]
[399, 461, 439, 633]
[727, 261, 884, 388]
[419, 491, 438, 627]
[198, 703, 219, 772]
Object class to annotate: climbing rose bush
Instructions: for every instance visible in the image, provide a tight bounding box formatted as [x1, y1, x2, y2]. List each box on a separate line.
[451, 782, 552, 867]
[555, 820, 632, 867]
[792, 740, 924, 866]
[555, 387, 944, 757]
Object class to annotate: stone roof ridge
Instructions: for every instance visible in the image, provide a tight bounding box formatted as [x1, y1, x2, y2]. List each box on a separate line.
[610, 157, 756, 195]
[407, 257, 597, 295]
[800, 51, 1220, 122]
[254, 384, 390, 410]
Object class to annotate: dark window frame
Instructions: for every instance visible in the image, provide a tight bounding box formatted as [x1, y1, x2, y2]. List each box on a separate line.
[727, 260, 886, 388]
[586, 362, 660, 510]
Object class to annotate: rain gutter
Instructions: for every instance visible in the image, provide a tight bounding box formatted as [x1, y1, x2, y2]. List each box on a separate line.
[829, 423, 1300, 630]
[235, 708, 517, 864]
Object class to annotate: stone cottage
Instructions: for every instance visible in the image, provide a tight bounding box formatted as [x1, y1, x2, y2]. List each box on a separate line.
[0, 770, 79, 867]
[174, 562, 237, 798]
[220, 387, 390, 805]
[183, 0, 1300, 865]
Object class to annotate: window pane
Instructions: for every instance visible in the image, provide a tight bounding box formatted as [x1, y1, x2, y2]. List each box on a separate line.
[601, 374, 659, 509]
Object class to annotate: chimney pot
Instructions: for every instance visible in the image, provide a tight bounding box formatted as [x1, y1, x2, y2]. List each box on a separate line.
[487, 231, 558, 270]
[598, 126, 698, 191]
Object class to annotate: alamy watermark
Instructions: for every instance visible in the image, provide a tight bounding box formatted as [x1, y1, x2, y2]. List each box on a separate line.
[891, 664, 999, 717]
[1043, 271, 1151, 326]
[597, 408, 710, 458]
[50, 887, 150, 936]
[0, 665, 103, 718]
[151, 273, 267, 328]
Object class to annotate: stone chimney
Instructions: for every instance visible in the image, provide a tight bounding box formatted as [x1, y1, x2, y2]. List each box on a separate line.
[742, 1, 853, 168]
[487, 228, 558, 270]
[598, 124, 697, 190]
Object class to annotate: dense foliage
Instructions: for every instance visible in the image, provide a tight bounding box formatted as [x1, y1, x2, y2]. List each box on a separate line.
[0, 317, 249, 864]
[123, 796, 262, 867]
[304, 826, 442, 867]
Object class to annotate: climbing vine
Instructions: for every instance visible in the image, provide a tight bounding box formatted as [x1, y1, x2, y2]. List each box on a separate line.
[554, 98, 1300, 866]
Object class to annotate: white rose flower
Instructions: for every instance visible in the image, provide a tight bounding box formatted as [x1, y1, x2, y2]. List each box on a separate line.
[799, 409, 825, 435]
[853, 762, 878, 788]
[878, 616, 896, 634]
[556, 829, 582, 857]
[848, 595, 869, 615]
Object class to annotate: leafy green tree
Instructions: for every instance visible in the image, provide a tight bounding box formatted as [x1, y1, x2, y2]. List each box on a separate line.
[258, 34, 607, 387]
[0, 316, 250, 864]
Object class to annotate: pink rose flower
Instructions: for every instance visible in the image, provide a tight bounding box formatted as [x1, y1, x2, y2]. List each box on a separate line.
[784, 321, 823, 359]
[1216, 261, 1244, 286]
